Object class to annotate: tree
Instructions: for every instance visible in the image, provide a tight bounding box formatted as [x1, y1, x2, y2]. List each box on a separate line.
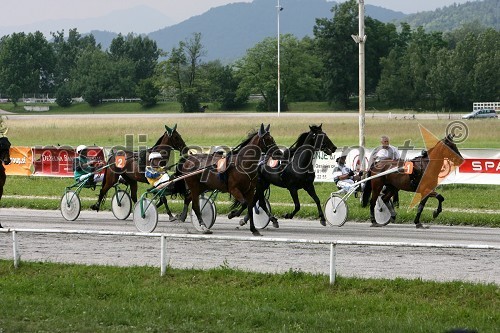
[314, 0, 358, 107]
[236, 34, 322, 111]
[7, 84, 21, 107]
[109, 33, 160, 84]
[136, 78, 160, 108]
[71, 48, 135, 106]
[55, 84, 73, 107]
[0, 32, 55, 95]
[51, 29, 99, 88]
[160, 33, 206, 112]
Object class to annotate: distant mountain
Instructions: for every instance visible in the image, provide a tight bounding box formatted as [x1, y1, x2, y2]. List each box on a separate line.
[147, 0, 405, 62]
[0, 5, 175, 38]
[397, 0, 499, 32]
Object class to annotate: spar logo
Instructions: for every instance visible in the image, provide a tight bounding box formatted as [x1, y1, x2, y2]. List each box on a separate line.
[459, 159, 500, 173]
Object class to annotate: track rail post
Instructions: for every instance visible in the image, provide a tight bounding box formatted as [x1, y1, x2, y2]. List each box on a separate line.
[160, 235, 167, 276]
[329, 243, 336, 285]
[12, 230, 20, 269]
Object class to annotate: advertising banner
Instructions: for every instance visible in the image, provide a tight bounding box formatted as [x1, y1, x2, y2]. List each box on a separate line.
[31, 146, 105, 177]
[314, 148, 500, 185]
[4, 146, 33, 176]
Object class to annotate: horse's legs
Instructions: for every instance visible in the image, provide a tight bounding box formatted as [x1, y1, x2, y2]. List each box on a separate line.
[158, 196, 176, 221]
[228, 203, 247, 219]
[189, 189, 212, 234]
[304, 184, 326, 226]
[91, 175, 117, 211]
[432, 193, 444, 219]
[369, 181, 385, 227]
[381, 190, 397, 224]
[284, 189, 300, 219]
[414, 196, 431, 228]
[177, 194, 192, 222]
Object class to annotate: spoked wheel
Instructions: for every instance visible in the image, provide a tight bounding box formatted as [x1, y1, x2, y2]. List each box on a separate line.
[324, 194, 348, 227]
[375, 196, 392, 226]
[60, 190, 81, 221]
[133, 198, 158, 233]
[252, 198, 271, 230]
[190, 196, 216, 231]
[111, 190, 132, 220]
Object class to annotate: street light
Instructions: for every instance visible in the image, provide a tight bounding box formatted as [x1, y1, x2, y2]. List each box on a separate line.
[277, 0, 283, 116]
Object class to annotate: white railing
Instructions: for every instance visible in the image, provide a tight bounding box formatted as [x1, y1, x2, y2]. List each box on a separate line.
[1, 228, 499, 285]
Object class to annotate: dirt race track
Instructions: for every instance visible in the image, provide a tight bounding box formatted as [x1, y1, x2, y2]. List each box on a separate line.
[1, 208, 499, 285]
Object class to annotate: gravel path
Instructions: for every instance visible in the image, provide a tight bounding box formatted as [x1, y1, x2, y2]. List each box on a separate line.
[1, 208, 499, 285]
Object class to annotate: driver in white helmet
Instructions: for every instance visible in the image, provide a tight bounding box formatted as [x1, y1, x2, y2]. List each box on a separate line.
[73, 145, 103, 186]
[145, 152, 170, 187]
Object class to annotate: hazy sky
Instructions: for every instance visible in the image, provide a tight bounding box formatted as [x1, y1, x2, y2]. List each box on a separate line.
[1, 0, 477, 27]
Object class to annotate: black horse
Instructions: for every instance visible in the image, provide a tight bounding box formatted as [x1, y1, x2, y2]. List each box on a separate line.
[230, 124, 337, 227]
[0, 137, 12, 228]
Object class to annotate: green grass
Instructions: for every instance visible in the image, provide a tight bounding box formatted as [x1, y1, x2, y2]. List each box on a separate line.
[0, 260, 498, 333]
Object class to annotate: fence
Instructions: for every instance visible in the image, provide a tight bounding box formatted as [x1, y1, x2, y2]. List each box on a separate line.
[2, 228, 499, 285]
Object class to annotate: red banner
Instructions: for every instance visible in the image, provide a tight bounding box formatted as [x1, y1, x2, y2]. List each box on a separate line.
[32, 146, 105, 177]
[459, 159, 500, 174]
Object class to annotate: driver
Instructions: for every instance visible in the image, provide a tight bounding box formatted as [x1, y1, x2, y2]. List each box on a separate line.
[145, 152, 170, 187]
[73, 145, 103, 186]
[333, 155, 362, 193]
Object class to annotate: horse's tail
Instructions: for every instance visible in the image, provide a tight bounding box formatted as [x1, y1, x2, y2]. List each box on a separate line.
[361, 171, 372, 207]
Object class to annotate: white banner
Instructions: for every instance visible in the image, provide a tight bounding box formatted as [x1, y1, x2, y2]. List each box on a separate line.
[314, 148, 500, 185]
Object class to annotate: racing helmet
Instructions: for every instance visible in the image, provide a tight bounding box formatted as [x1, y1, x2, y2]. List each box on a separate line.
[76, 145, 87, 154]
[148, 152, 163, 161]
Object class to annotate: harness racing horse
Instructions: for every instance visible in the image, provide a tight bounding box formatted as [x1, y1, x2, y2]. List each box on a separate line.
[362, 134, 464, 228]
[0, 137, 11, 228]
[177, 124, 277, 236]
[230, 124, 337, 227]
[91, 125, 187, 219]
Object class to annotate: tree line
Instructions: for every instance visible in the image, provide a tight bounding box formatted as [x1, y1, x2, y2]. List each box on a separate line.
[0, 0, 497, 112]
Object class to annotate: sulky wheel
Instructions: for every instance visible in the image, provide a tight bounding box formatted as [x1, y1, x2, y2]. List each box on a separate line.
[190, 196, 216, 231]
[252, 198, 272, 230]
[133, 198, 158, 233]
[111, 190, 132, 220]
[60, 190, 81, 221]
[324, 194, 348, 227]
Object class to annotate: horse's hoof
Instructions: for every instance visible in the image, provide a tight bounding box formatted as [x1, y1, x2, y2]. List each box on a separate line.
[415, 223, 430, 229]
[272, 221, 279, 228]
[252, 230, 262, 236]
[370, 222, 384, 227]
[228, 211, 236, 219]
[320, 219, 326, 226]
[239, 218, 247, 226]
[168, 215, 178, 222]
[200, 225, 213, 234]
[432, 210, 440, 219]
[90, 204, 100, 212]
[283, 213, 292, 219]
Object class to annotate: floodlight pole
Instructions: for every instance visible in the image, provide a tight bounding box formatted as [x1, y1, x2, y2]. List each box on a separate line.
[351, 0, 366, 149]
[277, 0, 282, 117]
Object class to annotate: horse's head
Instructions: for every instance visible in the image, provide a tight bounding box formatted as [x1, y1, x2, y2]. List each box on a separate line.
[154, 124, 188, 155]
[0, 137, 11, 165]
[307, 124, 337, 155]
[427, 134, 464, 167]
[256, 123, 277, 153]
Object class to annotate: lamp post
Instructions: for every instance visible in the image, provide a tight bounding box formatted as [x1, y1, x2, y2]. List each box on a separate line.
[276, 0, 283, 116]
[351, 0, 366, 149]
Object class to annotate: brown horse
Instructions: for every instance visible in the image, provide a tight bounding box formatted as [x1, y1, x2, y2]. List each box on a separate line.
[229, 124, 337, 227]
[177, 124, 277, 236]
[362, 134, 464, 228]
[0, 137, 12, 228]
[91, 125, 187, 217]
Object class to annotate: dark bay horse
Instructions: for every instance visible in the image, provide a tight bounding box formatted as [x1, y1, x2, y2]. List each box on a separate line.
[230, 124, 337, 227]
[91, 125, 187, 218]
[362, 134, 464, 228]
[0, 137, 12, 228]
[177, 124, 277, 236]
